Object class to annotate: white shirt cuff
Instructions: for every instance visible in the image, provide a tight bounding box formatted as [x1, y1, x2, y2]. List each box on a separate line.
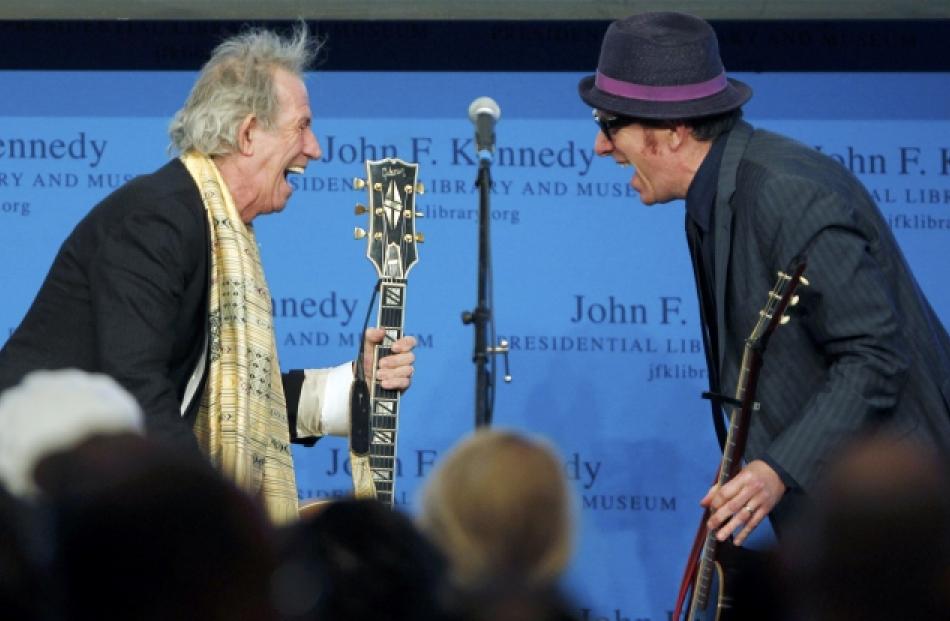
[297, 362, 353, 438]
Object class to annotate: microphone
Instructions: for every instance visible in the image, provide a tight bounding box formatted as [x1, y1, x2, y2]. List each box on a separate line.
[468, 96, 501, 163]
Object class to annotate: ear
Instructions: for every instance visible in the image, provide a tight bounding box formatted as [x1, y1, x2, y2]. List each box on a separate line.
[235, 114, 257, 156]
[665, 124, 691, 151]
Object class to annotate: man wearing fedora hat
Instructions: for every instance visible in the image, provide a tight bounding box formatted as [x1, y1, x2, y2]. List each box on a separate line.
[580, 11, 950, 544]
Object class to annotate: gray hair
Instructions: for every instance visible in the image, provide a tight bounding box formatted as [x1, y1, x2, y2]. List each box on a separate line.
[168, 23, 319, 156]
[0, 369, 144, 498]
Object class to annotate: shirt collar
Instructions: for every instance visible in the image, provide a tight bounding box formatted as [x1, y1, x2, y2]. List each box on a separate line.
[685, 133, 728, 234]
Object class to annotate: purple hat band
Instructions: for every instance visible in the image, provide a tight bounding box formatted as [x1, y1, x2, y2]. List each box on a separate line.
[595, 70, 728, 103]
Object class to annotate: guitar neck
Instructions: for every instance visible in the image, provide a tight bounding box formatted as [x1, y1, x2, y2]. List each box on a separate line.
[717, 345, 759, 485]
[679, 262, 807, 621]
[693, 341, 759, 612]
[368, 278, 407, 506]
[353, 156, 422, 506]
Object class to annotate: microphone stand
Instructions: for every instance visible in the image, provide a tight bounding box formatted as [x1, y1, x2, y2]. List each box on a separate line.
[463, 100, 511, 430]
[462, 156, 493, 427]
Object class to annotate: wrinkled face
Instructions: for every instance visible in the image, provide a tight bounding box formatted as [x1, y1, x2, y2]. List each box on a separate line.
[240, 69, 322, 223]
[593, 112, 682, 206]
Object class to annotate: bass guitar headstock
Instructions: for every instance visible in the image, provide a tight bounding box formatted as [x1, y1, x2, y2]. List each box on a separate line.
[353, 158, 424, 279]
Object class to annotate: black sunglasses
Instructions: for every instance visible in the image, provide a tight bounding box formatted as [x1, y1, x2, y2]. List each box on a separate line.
[592, 109, 636, 141]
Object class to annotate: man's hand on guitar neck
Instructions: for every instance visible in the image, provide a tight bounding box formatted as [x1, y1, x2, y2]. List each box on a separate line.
[700, 459, 786, 546]
[361, 328, 417, 391]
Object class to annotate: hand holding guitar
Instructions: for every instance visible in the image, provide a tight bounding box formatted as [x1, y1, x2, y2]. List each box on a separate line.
[701, 459, 786, 546]
[361, 328, 416, 391]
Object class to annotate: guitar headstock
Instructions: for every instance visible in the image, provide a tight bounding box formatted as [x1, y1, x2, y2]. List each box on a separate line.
[748, 259, 808, 351]
[353, 158, 423, 279]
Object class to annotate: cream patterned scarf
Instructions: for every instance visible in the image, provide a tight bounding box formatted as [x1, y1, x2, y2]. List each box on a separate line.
[181, 151, 299, 524]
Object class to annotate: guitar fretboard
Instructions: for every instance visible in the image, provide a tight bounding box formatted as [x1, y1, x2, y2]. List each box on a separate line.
[369, 279, 406, 506]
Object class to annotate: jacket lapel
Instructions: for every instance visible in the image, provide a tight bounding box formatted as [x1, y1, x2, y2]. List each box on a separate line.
[713, 120, 754, 372]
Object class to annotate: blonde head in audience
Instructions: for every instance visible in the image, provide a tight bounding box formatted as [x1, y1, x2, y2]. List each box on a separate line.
[419, 429, 573, 587]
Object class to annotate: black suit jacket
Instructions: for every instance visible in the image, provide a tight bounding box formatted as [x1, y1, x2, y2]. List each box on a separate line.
[0, 160, 318, 451]
[708, 122, 950, 501]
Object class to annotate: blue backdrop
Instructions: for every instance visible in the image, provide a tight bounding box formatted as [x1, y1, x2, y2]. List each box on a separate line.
[2, 70, 949, 620]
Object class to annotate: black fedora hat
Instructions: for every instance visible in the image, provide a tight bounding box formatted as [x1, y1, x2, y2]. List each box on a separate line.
[578, 12, 751, 120]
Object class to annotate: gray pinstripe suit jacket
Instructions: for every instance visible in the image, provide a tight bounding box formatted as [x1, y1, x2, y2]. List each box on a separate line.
[709, 121, 950, 498]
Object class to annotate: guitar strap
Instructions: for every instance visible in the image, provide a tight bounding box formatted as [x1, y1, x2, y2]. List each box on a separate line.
[349, 375, 377, 499]
[349, 281, 381, 500]
[685, 216, 728, 450]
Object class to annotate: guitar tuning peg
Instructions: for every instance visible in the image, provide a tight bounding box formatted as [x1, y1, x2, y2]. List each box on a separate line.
[353, 227, 366, 240]
[799, 275, 810, 287]
[374, 182, 383, 191]
[415, 182, 425, 195]
[353, 178, 366, 190]
[374, 232, 383, 240]
[409, 232, 424, 243]
[355, 203, 368, 215]
[780, 315, 791, 325]
[790, 294, 800, 307]
[414, 211, 424, 218]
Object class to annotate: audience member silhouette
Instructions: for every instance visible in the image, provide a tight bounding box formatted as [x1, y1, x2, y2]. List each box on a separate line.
[446, 579, 579, 621]
[418, 429, 574, 589]
[273, 497, 450, 621]
[0, 483, 56, 620]
[779, 433, 950, 621]
[0, 369, 278, 621]
[36, 433, 278, 621]
[0, 369, 144, 499]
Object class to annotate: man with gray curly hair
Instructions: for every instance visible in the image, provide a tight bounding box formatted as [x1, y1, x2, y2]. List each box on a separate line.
[0, 25, 417, 523]
[171, 25, 321, 223]
[170, 27, 313, 158]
